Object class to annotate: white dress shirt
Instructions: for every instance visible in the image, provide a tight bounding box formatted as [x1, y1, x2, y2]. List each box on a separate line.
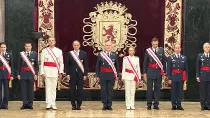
[175, 53, 181, 58]
[152, 47, 158, 53]
[204, 52, 209, 58]
[74, 50, 80, 56]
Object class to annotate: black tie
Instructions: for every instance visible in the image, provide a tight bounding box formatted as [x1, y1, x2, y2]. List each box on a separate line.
[27, 53, 30, 57]
[107, 52, 110, 57]
[154, 49, 157, 54]
[177, 55, 180, 60]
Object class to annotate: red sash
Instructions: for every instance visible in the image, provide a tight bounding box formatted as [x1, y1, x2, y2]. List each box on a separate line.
[100, 52, 117, 78]
[126, 56, 140, 82]
[148, 63, 160, 68]
[0, 54, 11, 80]
[21, 67, 31, 71]
[146, 48, 164, 75]
[70, 51, 84, 73]
[172, 69, 187, 81]
[100, 67, 113, 72]
[200, 66, 210, 71]
[46, 48, 60, 73]
[44, 62, 57, 67]
[20, 51, 35, 75]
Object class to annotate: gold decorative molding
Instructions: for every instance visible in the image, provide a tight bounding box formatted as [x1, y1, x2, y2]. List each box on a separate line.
[164, 0, 182, 56]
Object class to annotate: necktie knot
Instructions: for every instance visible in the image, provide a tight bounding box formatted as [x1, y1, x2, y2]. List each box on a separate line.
[177, 54, 180, 59]
[107, 52, 110, 57]
[154, 49, 157, 54]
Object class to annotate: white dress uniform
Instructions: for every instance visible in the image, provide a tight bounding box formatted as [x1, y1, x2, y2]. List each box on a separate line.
[40, 47, 64, 108]
[122, 56, 141, 109]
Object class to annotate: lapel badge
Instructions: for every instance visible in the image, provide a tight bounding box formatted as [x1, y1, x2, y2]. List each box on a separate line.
[201, 58, 204, 61]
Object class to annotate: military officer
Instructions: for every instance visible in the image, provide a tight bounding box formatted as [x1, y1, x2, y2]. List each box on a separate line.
[40, 37, 64, 110]
[66, 40, 88, 110]
[196, 42, 210, 111]
[17, 42, 39, 110]
[167, 43, 188, 110]
[0, 42, 14, 110]
[143, 37, 166, 110]
[122, 47, 141, 110]
[96, 41, 120, 110]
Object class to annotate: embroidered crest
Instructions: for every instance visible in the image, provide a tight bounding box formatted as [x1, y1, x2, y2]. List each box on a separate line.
[83, 1, 137, 57]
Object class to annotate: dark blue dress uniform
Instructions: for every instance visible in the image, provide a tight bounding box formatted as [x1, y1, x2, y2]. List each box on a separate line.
[167, 54, 188, 109]
[143, 47, 166, 108]
[196, 53, 210, 110]
[96, 51, 119, 109]
[17, 51, 38, 108]
[0, 51, 14, 109]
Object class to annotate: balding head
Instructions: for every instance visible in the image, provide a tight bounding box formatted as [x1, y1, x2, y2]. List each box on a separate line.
[72, 40, 81, 51]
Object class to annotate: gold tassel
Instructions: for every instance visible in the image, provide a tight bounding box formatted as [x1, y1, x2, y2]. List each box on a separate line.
[162, 75, 165, 88]
[183, 81, 187, 90]
[136, 80, 139, 90]
[113, 80, 118, 89]
[57, 81, 61, 90]
[9, 80, 12, 88]
[34, 82, 36, 91]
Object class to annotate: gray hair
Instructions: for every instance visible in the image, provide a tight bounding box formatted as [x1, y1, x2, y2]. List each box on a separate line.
[203, 42, 210, 48]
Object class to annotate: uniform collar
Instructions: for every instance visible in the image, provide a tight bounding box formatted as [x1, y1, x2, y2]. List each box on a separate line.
[152, 47, 158, 51]
[204, 52, 209, 56]
[0, 51, 6, 55]
[25, 51, 31, 54]
[129, 55, 135, 58]
[74, 50, 80, 53]
[175, 53, 181, 57]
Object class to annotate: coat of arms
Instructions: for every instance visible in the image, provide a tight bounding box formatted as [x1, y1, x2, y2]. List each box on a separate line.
[83, 1, 137, 57]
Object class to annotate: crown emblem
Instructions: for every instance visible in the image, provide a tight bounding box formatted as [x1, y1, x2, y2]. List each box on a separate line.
[94, 1, 127, 15]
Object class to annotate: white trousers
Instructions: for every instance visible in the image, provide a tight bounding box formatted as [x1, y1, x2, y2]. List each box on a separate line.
[125, 80, 136, 107]
[45, 77, 58, 106]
